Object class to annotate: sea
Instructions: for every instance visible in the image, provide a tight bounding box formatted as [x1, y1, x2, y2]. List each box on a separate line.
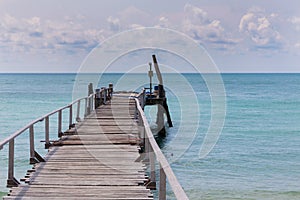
[0, 73, 300, 199]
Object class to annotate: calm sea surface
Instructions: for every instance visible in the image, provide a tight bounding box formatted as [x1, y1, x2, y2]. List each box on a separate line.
[0, 73, 300, 199]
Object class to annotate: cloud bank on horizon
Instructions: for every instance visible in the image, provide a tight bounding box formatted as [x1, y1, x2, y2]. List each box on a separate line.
[0, 0, 299, 72]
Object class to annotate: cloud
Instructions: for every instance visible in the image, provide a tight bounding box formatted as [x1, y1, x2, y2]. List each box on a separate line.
[157, 16, 169, 28]
[288, 16, 300, 31]
[0, 13, 109, 68]
[184, 3, 209, 25]
[107, 16, 120, 32]
[130, 23, 144, 29]
[0, 14, 105, 55]
[182, 4, 238, 49]
[118, 6, 151, 27]
[239, 8, 283, 50]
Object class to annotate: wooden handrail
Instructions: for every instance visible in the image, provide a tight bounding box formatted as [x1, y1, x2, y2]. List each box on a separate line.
[134, 95, 189, 200]
[0, 95, 89, 150]
[0, 84, 113, 188]
[0, 94, 95, 187]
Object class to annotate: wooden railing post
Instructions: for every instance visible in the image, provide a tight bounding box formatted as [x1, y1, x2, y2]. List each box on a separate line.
[58, 110, 62, 137]
[88, 96, 91, 114]
[8, 140, 14, 181]
[95, 89, 101, 108]
[102, 87, 107, 104]
[69, 105, 73, 128]
[76, 100, 81, 122]
[108, 83, 113, 99]
[7, 139, 19, 187]
[87, 83, 93, 115]
[90, 95, 94, 112]
[134, 102, 138, 120]
[45, 116, 50, 149]
[159, 164, 167, 200]
[100, 90, 103, 105]
[29, 125, 36, 164]
[145, 135, 150, 161]
[149, 145, 156, 187]
[84, 98, 88, 117]
[141, 89, 145, 110]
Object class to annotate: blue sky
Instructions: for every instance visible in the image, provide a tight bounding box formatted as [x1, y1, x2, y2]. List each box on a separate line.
[0, 0, 300, 73]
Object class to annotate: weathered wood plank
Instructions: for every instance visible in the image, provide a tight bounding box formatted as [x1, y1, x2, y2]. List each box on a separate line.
[4, 197, 153, 200]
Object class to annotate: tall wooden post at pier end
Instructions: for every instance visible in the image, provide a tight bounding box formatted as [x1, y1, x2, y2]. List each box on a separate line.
[145, 55, 173, 137]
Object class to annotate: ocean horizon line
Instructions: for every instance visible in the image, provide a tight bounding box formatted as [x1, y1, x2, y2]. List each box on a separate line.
[1, 72, 300, 75]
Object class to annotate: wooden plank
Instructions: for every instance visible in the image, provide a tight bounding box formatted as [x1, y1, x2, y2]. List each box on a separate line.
[4, 197, 153, 200]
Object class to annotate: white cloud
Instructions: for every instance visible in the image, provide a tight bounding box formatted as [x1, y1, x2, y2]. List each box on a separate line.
[157, 16, 169, 28]
[0, 14, 105, 54]
[289, 16, 300, 31]
[182, 4, 238, 49]
[184, 3, 208, 25]
[130, 24, 144, 29]
[239, 8, 282, 49]
[25, 17, 41, 27]
[118, 6, 151, 27]
[107, 16, 120, 32]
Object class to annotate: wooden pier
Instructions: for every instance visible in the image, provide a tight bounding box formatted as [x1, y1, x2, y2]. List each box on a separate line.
[1, 85, 188, 199]
[3, 92, 153, 200]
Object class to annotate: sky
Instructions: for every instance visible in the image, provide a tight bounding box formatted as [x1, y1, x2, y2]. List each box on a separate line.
[0, 0, 300, 73]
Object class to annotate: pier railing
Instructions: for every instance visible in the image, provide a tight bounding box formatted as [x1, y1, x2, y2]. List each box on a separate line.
[135, 91, 189, 200]
[0, 86, 111, 188]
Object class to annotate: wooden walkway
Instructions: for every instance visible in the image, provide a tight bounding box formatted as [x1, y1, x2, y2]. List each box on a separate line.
[4, 95, 153, 200]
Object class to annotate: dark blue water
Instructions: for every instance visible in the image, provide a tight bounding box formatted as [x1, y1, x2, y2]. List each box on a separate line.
[1, 73, 300, 199]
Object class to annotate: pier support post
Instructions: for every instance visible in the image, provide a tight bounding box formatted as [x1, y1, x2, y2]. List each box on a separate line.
[157, 103, 166, 137]
[163, 99, 173, 127]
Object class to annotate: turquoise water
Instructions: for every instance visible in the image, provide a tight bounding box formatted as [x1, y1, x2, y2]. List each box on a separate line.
[1, 73, 300, 199]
